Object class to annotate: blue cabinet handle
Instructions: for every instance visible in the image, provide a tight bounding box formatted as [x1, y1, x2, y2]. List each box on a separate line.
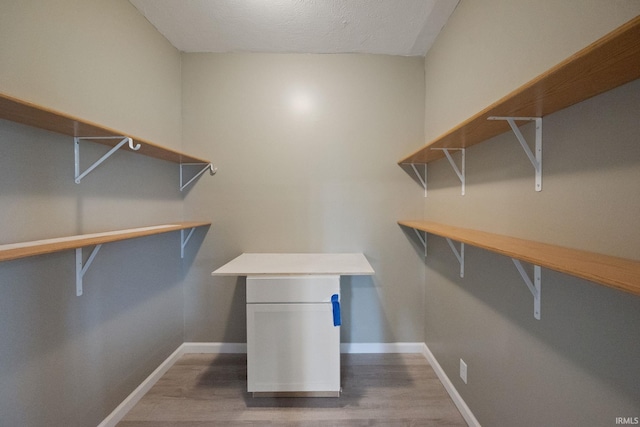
[331, 294, 341, 326]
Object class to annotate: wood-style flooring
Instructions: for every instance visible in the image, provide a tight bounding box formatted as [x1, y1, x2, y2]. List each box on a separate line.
[118, 353, 467, 426]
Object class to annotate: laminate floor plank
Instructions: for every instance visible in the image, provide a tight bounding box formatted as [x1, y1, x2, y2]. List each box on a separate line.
[118, 353, 467, 426]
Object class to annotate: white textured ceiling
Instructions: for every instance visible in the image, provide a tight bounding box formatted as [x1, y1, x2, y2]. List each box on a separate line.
[129, 0, 459, 56]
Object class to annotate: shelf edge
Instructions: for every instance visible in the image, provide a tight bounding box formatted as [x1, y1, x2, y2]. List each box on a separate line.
[0, 222, 211, 263]
[398, 15, 640, 165]
[398, 220, 640, 297]
[0, 92, 211, 165]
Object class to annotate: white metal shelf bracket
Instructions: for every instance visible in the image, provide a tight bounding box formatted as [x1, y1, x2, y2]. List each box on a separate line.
[487, 116, 542, 191]
[414, 229, 427, 258]
[180, 163, 217, 192]
[512, 259, 541, 320]
[181, 227, 196, 259]
[75, 245, 102, 296]
[74, 136, 141, 184]
[410, 163, 427, 197]
[446, 238, 465, 278]
[431, 148, 465, 195]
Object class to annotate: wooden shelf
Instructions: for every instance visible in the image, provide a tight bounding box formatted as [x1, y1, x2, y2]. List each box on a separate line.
[0, 92, 210, 164]
[399, 15, 640, 165]
[399, 220, 640, 297]
[0, 222, 210, 263]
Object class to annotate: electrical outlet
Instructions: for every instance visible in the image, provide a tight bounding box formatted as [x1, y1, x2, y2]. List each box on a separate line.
[460, 359, 468, 384]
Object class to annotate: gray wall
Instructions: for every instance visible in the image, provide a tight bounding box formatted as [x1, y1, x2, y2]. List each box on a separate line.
[3, 0, 638, 425]
[0, 1, 187, 425]
[421, 1, 640, 425]
[0, 0, 182, 148]
[181, 53, 426, 344]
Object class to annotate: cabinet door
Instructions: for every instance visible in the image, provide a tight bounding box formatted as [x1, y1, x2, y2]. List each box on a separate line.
[246, 303, 340, 393]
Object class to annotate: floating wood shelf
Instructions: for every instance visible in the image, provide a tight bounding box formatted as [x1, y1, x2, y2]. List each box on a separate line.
[0, 222, 210, 263]
[399, 15, 640, 165]
[399, 220, 640, 297]
[0, 92, 210, 164]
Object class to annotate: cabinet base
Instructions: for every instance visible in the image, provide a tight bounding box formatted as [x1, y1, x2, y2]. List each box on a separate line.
[251, 391, 341, 398]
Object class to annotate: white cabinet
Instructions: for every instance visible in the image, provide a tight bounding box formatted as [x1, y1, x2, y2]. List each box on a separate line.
[212, 253, 375, 397]
[246, 275, 341, 396]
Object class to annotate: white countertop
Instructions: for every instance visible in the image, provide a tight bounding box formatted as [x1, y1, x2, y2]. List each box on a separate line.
[211, 253, 375, 276]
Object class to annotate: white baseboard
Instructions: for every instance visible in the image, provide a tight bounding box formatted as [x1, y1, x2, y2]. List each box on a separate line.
[182, 341, 248, 353]
[99, 341, 478, 427]
[421, 343, 481, 427]
[99, 342, 246, 426]
[180, 341, 425, 354]
[340, 342, 424, 353]
[97, 344, 186, 427]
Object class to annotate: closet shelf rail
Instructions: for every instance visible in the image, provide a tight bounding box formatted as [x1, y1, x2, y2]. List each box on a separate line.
[180, 163, 217, 191]
[74, 136, 141, 184]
